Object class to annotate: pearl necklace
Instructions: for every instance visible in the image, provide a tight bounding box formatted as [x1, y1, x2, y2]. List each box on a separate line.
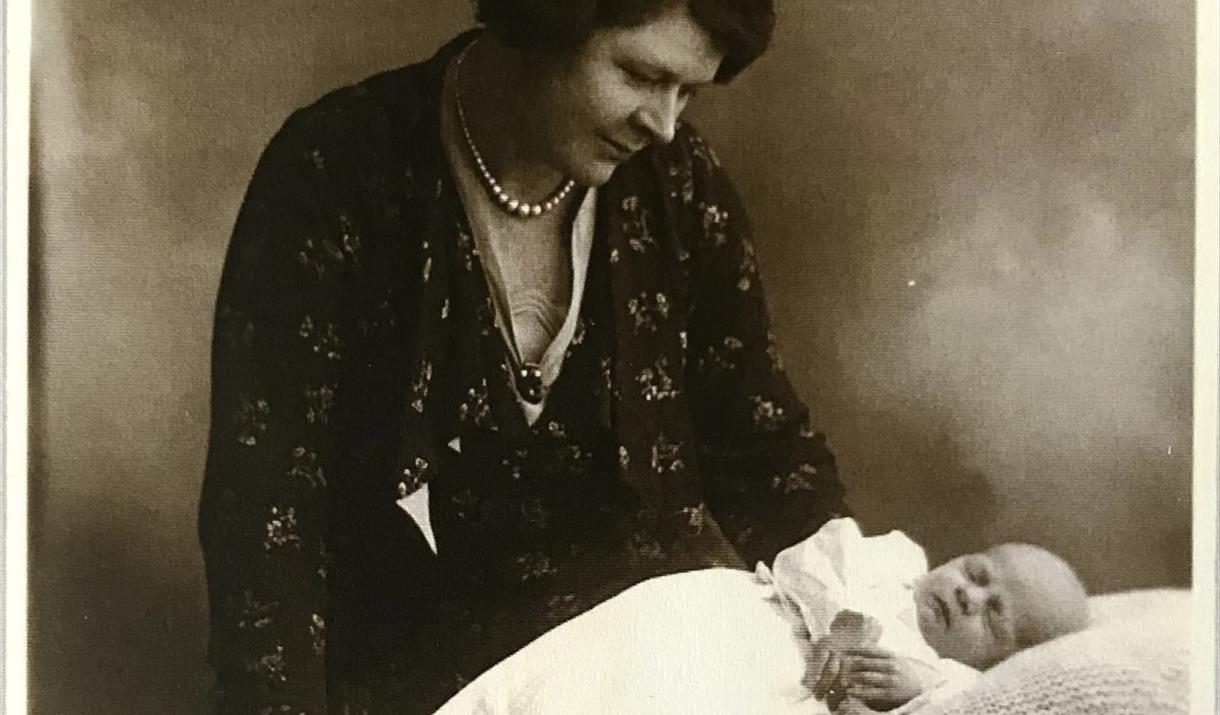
[453, 44, 577, 219]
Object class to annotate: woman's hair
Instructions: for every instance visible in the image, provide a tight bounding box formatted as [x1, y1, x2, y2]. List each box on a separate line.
[473, 0, 775, 82]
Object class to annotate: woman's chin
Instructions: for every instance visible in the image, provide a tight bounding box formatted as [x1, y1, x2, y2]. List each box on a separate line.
[572, 159, 621, 188]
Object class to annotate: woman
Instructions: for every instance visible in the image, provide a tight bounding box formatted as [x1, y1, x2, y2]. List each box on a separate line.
[199, 1, 848, 712]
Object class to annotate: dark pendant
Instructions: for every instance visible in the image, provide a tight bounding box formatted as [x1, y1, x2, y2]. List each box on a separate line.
[516, 364, 544, 404]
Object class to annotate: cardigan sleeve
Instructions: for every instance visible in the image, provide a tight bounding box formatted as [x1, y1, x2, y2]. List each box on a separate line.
[199, 113, 347, 714]
[675, 126, 851, 567]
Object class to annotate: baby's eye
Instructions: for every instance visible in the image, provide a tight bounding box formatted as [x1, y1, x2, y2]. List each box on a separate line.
[969, 566, 990, 586]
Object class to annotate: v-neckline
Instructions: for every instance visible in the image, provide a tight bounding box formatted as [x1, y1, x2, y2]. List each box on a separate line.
[465, 192, 596, 396]
[458, 209, 594, 432]
[438, 38, 598, 425]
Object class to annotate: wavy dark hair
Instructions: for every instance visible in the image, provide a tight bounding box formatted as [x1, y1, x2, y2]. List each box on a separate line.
[474, 0, 775, 82]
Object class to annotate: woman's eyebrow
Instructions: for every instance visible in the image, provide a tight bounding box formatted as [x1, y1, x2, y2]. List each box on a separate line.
[631, 59, 714, 87]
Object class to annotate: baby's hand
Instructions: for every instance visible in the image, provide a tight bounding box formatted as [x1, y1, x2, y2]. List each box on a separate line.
[809, 636, 866, 709]
[807, 611, 883, 706]
[838, 646, 941, 710]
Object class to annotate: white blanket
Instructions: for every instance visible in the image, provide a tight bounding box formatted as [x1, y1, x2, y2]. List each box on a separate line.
[435, 519, 975, 714]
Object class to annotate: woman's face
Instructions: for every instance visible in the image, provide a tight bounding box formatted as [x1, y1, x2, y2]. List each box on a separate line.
[522, 3, 724, 187]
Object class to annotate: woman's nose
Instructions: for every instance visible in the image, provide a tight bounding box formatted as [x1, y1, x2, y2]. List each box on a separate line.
[635, 89, 683, 145]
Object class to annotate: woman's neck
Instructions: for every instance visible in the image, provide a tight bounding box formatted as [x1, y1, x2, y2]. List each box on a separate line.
[457, 37, 568, 200]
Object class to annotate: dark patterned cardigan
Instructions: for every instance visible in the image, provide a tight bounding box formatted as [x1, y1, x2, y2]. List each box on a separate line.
[199, 31, 847, 715]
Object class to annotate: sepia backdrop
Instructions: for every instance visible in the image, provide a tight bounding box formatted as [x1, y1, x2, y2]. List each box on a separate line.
[30, 1, 1194, 712]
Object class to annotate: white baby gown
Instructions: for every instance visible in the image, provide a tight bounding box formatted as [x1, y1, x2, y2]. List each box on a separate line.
[434, 518, 977, 714]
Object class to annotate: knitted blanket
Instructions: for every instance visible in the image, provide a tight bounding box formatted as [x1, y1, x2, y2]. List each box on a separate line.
[922, 588, 1190, 715]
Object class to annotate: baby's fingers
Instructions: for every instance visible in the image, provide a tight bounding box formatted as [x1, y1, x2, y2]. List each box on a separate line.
[834, 696, 879, 715]
[845, 671, 894, 688]
[842, 646, 896, 660]
[844, 656, 896, 674]
[847, 684, 896, 702]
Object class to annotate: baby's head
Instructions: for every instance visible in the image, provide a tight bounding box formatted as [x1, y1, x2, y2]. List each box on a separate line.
[913, 543, 1088, 669]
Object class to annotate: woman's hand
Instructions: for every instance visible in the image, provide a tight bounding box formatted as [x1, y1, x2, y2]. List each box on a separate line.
[837, 646, 942, 710]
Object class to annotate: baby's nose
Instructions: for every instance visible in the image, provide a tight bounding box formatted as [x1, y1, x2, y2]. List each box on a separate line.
[954, 585, 980, 615]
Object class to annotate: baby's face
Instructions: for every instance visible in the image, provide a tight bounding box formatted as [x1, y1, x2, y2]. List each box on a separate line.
[914, 545, 1082, 669]
[912, 551, 1021, 668]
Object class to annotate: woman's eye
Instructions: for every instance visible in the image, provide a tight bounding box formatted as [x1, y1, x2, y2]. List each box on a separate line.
[624, 67, 657, 85]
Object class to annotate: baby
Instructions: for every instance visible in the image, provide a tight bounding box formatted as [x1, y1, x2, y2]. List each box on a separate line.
[804, 538, 1091, 713]
[436, 518, 1090, 714]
